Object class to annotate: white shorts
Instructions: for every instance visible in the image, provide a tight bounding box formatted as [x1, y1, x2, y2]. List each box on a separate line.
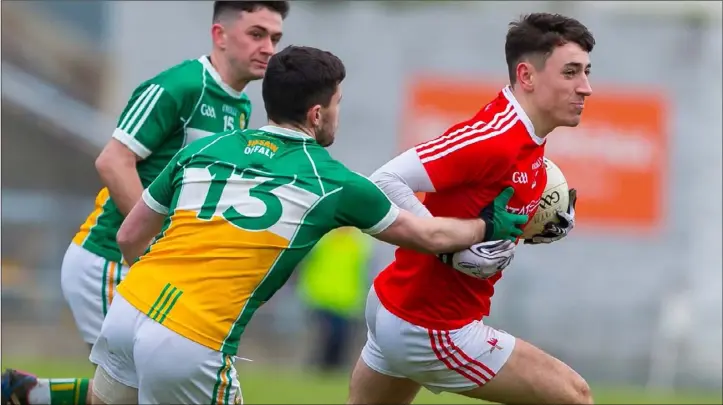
[89, 294, 242, 405]
[61, 243, 130, 344]
[361, 287, 516, 394]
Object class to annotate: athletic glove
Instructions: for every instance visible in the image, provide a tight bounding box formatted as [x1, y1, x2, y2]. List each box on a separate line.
[479, 187, 529, 242]
[439, 240, 516, 280]
[524, 188, 577, 245]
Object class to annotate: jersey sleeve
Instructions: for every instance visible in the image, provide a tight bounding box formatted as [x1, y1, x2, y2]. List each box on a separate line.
[142, 150, 182, 215]
[112, 81, 182, 159]
[369, 149, 434, 218]
[413, 118, 513, 191]
[335, 171, 400, 235]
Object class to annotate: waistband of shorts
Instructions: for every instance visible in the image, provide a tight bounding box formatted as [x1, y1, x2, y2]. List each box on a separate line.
[372, 285, 480, 331]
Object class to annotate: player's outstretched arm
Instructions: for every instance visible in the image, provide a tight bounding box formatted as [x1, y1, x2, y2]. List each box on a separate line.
[337, 170, 484, 254]
[374, 210, 487, 254]
[95, 139, 144, 216]
[374, 187, 527, 254]
[337, 171, 526, 254]
[116, 199, 165, 264]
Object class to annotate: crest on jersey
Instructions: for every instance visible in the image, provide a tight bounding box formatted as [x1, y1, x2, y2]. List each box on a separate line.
[239, 113, 246, 128]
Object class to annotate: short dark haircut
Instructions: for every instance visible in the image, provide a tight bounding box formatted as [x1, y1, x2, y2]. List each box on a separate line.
[505, 13, 595, 84]
[263, 46, 346, 126]
[213, 1, 290, 22]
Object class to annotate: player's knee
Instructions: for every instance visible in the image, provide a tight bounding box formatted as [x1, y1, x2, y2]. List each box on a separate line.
[576, 376, 594, 404]
[91, 390, 107, 405]
[346, 357, 419, 405]
[565, 373, 593, 404]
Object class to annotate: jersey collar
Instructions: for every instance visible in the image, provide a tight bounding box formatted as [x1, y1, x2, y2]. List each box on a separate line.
[260, 125, 315, 141]
[502, 86, 545, 146]
[199, 56, 245, 99]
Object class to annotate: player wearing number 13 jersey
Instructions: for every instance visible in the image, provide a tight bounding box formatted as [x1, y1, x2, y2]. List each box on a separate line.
[87, 46, 505, 405]
[115, 125, 399, 355]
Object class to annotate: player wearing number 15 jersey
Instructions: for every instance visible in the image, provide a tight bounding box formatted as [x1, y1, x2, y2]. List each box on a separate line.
[61, 1, 291, 351]
[87, 46, 513, 405]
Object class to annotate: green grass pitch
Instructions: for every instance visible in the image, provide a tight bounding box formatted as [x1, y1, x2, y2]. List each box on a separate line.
[3, 358, 721, 404]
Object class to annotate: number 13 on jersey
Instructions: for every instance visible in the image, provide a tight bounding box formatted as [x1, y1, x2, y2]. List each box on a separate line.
[175, 164, 320, 241]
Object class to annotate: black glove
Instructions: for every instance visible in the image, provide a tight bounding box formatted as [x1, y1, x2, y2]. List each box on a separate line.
[524, 188, 577, 245]
[479, 187, 529, 242]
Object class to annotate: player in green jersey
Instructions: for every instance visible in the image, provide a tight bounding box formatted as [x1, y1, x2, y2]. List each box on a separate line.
[2, 3, 289, 405]
[85, 45, 522, 405]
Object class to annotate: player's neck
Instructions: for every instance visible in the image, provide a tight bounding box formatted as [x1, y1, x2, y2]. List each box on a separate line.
[209, 52, 251, 92]
[510, 88, 556, 138]
[267, 120, 316, 140]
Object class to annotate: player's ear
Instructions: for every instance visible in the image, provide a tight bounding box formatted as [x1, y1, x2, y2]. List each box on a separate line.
[516, 62, 535, 92]
[307, 105, 322, 127]
[211, 23, 227, 50]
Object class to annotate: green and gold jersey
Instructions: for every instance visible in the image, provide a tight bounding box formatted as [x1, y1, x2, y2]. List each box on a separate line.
[73, 56, 252, 263]
[116, 126, 399, 355]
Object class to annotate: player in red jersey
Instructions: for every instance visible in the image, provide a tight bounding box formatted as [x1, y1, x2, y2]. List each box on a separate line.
[347, 13, 594, 405]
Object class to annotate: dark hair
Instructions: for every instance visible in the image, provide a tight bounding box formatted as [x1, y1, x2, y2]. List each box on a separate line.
[505, 13, 595, 85]
[263, 46, 346, 126]
[213, 1, 290, 22]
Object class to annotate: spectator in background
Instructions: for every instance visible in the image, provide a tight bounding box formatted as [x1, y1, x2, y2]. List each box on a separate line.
[297, 227, 373, 373]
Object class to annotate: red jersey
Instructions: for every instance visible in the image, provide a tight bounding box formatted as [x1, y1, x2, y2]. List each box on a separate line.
[374, 87, 547, 330]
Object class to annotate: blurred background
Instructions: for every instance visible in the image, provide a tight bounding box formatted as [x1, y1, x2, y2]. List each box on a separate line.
[2, 1, 722, 403]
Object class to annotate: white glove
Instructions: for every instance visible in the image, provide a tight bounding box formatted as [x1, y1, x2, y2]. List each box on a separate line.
[524, 189, 577, 245]
[439, 240, 516, 280]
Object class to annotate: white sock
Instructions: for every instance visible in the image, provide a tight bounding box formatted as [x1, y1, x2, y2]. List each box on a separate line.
[26, 379, 51, 405]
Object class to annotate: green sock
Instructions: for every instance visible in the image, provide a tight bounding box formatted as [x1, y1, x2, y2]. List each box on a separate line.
[30, 378, 90, 405]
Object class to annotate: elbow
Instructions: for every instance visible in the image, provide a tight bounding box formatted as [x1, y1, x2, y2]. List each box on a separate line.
[116, 227, 132, 252]
[370, 168, 405, 190]
[115, 229, 136, 265]
[116, 218, 138, 254]
[95, 152, 110, 177]
[95, 150, 121, 181]
[95, 148, 135, 179]
[369, 170, 388, 189]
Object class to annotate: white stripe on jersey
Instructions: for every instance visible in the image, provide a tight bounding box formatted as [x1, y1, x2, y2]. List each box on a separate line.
[118, 84, 160, 133]
[416, 103, 514, 153]
[129, 86, 165, 137]
[417, 110, 519, 163]
[420, 115, 520, 164]
[417, 107, 516, 158]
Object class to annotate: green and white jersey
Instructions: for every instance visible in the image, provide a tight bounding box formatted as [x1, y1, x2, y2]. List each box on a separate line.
[117, 126, 399, 354]
[73, 56, 253, 263]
